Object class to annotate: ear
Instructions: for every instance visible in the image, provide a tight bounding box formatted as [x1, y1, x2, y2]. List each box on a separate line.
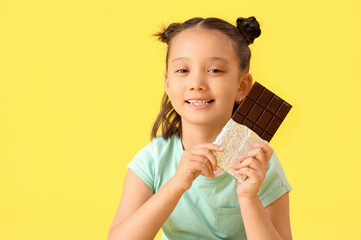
[164, 71, 169, 95]
[236, 73, 253, 101]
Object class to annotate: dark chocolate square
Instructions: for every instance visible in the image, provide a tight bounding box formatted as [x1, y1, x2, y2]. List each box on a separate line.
[261, 132, 273, 142]
[233, 112, 244, 124]
[247, 103, 263, 122]
[266, 95, 283, 114]
[252, 125, 263, 137]
[265, 116, 282, 135]
[276, 102, 292, 119]
[243, 118, 254, 129]
[247, 82, 264, 101]
[237, 97, 254, 116]
[256, 110, 273, 129]
[258, 88, 273, 107]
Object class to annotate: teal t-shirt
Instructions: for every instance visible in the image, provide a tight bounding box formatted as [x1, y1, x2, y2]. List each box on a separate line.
[127, 135, 292, 240]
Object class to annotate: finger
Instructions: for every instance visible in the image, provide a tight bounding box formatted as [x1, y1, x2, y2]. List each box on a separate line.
[232, 154, 250, 169]
[240, 157, 265, 173]
[232, 157, 263, 172]
[190, 148, 218, 171]
[231, 157, 249, 170]
[193, 143, 225, 152]
[236, 153, 247, 162]
[243, 147, 267, 165]
[252, 143, 274, 161]
[235, 167, 261, 183]
[191, 154, 214, 178]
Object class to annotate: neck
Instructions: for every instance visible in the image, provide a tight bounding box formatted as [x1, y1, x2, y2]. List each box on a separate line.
[180, 120, 229, 150]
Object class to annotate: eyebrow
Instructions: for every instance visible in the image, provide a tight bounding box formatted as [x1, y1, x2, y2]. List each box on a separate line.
[171, 56, 229, 63]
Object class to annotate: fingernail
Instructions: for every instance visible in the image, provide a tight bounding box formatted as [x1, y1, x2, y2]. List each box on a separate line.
[219, 146, 225, 150]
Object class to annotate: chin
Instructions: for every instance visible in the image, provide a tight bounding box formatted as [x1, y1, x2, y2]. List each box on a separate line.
[187, 116, 224, 127]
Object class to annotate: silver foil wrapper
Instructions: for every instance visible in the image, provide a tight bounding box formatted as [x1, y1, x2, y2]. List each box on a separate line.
[213, 119, 268, 182]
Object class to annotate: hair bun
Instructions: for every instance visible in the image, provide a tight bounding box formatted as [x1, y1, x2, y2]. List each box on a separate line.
[157, 22, 181, 44]
[236, 16, 261, 44]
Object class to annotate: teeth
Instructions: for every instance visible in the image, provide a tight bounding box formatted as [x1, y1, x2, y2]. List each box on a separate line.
[187, 100, 212, 105]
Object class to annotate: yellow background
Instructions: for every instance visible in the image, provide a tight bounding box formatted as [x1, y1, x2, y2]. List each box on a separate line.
[1, 0, 360, 239]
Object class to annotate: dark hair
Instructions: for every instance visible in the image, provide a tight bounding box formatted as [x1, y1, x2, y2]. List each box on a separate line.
[151, 16, 261, 140]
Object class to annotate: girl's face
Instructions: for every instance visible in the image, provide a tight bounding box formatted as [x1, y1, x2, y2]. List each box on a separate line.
[164, 27, 252, 129]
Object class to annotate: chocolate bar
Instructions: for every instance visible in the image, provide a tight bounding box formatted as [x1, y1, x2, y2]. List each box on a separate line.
[232, 81, 292, 141]
[213, 81, 292, 181]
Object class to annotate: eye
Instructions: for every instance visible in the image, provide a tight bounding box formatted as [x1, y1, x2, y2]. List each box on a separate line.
[209, 69, 223, 73]
[176, 69, 189, 73]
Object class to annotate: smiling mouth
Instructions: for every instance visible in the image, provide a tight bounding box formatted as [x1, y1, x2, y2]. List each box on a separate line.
[186, 99, 215, 106]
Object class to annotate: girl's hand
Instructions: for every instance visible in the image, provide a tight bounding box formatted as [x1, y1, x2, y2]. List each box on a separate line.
[231, 143, 274, 199]
[172, 143, 224, 193]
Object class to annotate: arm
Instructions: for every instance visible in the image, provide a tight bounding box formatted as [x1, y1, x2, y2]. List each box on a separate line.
[239, 192, 292, 240]
[231, 143, 292, 240]
[108, 168, 184, 240]
[108, 143, 224, 240]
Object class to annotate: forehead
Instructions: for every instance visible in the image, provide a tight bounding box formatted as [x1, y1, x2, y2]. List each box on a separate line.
[169, 28, 238, 64]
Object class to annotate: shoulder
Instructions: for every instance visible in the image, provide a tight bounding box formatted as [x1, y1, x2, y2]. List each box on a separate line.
[136, 135, 181, 160]
[127, 135, 182, 192]
[258, 151, 292, 207]
[267, 152, 290, 183]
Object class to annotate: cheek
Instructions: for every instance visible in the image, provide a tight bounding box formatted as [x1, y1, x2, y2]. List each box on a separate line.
[167, 84, 181, 99]
[166, 82, 184, 107]
[215, 82, 238, 100]
[169, 78, 185, 93]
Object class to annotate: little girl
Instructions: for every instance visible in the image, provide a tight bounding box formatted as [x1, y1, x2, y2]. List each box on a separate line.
[108, 16, 292, 240]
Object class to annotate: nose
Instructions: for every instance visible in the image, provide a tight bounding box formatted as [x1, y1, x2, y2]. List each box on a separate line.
[189, 71, 208, 91]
